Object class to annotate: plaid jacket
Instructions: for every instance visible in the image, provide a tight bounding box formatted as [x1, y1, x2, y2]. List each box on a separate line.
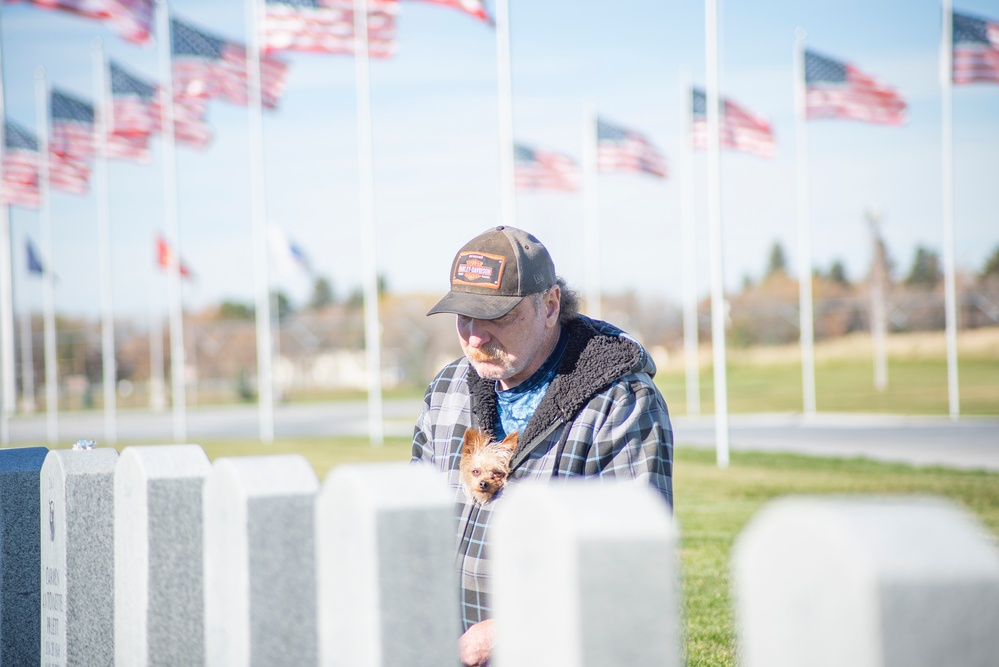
[411, 315, 674, 632]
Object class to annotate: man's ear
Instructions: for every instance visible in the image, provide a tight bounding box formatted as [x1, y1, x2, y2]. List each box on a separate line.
[545, 286, 561, 325]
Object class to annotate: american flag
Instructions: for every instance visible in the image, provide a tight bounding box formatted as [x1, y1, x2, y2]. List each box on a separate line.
[407, 0, 491, 23]
[51, 88, 152, 162]
[105, 0, 153, 44]
[264, 0, 399, 57]
[692, 88, 776, 159]
[2, 120, 91, 208]
[597, 118, 668, 179]
[110, 61, 159, 136]
[513, 143, 579, 191]
[953, 10, 999, 85]
[172, 17, 290, 109]
[804, 49, 907, 126]
[110, 61, 213, 149]
[6, 0, 153, 43]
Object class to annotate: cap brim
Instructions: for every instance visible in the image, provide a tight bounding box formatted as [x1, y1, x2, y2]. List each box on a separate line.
[426, 291, 525, 319]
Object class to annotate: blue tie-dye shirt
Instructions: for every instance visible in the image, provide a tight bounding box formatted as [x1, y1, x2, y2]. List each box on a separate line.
[494, 328, 569, 439]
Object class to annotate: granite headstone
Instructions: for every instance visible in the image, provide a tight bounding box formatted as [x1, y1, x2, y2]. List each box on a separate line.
[491, 481, 681, 667]
[40, 447, 118, 667]
[733, 497, 999, 667]
[114, 444, 212, 667]
[203, 455, 319, 667]
[0, 447, 47, 666]
[316, 462, 457, 667]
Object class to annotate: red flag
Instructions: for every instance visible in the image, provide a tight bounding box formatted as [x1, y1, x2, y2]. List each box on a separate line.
[264, 0, 399, 57]
[156, 235, 193, 279]
[804, 50, 906, 126]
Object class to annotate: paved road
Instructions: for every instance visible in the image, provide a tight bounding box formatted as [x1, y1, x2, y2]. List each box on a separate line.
[673, 413, 999, 472]
[5, 401, 998, 471]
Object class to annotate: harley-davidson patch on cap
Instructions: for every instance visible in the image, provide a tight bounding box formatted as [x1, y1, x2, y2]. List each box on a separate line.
[453, 252, 505, 290]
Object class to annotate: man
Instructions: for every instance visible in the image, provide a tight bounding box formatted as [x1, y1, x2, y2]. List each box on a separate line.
[411, 225, 673, 666]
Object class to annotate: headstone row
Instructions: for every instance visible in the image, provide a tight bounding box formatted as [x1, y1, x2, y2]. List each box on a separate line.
[1, 445, 999, 667]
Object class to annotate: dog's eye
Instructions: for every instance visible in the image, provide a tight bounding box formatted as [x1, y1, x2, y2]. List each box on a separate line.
[472, 469, 480, 476]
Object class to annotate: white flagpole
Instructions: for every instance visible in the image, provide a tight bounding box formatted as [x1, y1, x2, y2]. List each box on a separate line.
[679, 66, 700, 416]
[36, 68, 58, 444]
[705, 0, 729, 467]
[794, 28, 817, 417]
[582, 102, 601, 320]
[495, 0, 516, 227]
[247, 0, 275, 443]
[20, 309, 34, 413]
[940, 0, 960, 420]
[355, 0, 384, 445]
[148, 301, 165, 410]
[156, 0, 188, 441]
[93, 38, 117, 444]
[0, 22, 14, 443]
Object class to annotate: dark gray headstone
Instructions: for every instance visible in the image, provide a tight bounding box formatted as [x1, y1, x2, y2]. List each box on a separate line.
[0, 446, 48, 666]
[203, 455, 319, 667]
[733, 497, 999, 667]
[316, 462, 457, 667]
[40, 447, 118, 667]
[114, 445, 212, 667]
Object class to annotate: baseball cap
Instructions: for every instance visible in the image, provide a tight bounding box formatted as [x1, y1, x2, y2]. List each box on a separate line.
[427, 226, 557, 319]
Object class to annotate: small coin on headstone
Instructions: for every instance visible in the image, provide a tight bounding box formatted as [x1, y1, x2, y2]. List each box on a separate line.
[72, 439, 96, 450]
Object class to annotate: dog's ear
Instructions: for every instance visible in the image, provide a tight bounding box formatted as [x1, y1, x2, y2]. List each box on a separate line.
[499, 431, 519, 452]
[462, 428, 488, 456]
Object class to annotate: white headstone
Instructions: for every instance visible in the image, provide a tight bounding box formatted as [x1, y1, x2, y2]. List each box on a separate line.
[491, 481, 681, 667]
[203, 455, 319, 667]
[733, 497, 999, 667]
[40, 447, 119, 667]
[114, 444, 212, 667]
[0, 447, 47, 666]
[316, 462, 458, 667]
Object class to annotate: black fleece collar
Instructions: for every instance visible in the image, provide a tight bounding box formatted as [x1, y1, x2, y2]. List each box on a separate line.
[467, 316, 643, 446]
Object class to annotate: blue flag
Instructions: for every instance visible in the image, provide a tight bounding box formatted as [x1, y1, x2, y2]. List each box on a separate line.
[26, 240, 44, 276]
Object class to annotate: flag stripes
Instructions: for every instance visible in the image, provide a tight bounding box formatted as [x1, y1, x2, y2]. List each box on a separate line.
[804, 49, 907, 125]
[692, 87, 776, 159]
[264, 0, 399, 57]
[513, 143, 579, 191]
[953, 10, 999, 85]
[597, 118, 668, 179]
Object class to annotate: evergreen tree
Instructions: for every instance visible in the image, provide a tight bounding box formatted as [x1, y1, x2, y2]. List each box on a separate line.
[982, 244, 999, 280]
[765, 241, 788, 277]
[904, 245, 941, 288]
[308, 276, 335, 310]
[218, 300, 253, 320]
[828, 259, 849, 286]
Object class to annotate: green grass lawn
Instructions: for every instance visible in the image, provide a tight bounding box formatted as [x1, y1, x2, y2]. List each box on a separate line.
[656, 355, 999, 416]
[179, 436, 999, 666]
[674, 445, 999, 667]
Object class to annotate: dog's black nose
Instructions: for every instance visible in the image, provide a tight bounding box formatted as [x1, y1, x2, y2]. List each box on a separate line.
[479, 481, 489, 490]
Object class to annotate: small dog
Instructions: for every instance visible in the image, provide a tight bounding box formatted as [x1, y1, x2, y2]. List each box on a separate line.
[459, 428, 518, 504]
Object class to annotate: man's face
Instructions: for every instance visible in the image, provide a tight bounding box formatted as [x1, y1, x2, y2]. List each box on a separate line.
[456, 290, 558, 390]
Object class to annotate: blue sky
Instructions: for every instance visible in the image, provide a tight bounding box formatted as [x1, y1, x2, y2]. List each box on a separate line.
[3, 0, 997, 320]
